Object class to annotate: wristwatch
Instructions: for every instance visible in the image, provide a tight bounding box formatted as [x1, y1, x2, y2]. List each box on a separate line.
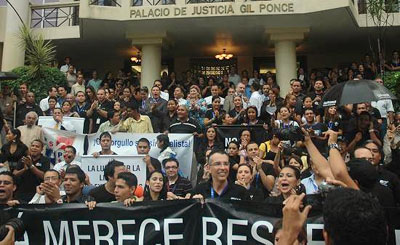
[328, 143, 340, 151]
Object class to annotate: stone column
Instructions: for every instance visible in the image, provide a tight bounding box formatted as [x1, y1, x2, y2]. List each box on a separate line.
[141, 44, 162, 89]
[1, 0, 30, 71]
[267, 28, 309, 96]
[129, 34, 166, 89]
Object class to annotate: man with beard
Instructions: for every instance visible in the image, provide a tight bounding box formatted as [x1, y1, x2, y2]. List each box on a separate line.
[17, 111, 44, 149]
[13, 139, 50, 202]
[308, 79, 324, 107]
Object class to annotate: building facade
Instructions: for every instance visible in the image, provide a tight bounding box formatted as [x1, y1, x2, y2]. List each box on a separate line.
[0, 0, 399, 93]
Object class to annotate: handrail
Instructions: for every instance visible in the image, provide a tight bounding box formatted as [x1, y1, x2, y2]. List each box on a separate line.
[30, 2, 80, 29]
[30, 2, 80, 10]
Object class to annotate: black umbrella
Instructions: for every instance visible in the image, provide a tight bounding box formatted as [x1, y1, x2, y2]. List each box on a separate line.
[0, 72, 19, 81]
[322, 79, 397, 107]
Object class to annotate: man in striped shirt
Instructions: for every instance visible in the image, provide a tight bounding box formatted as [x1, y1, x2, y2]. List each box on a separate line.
[164, 158, 192, 199]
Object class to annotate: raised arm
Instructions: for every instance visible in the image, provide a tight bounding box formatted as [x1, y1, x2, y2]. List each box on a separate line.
[326, 130, 359, 190]
[302, 129, 334, 180]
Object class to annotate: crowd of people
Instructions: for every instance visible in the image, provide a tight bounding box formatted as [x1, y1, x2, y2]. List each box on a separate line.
[0, 52, 399, 244]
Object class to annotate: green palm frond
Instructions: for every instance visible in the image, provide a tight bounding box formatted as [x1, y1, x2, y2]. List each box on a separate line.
[18, 25, 56, 79]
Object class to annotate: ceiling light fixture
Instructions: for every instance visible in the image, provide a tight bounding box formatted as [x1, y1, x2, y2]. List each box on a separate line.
[130, 52, 141, 63]
[215, 48, 233, 60]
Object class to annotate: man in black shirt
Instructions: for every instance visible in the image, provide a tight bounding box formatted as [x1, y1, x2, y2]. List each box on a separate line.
[136, 138, 161, 176]
[93, 132, 118, 157]
[168, 105, 201, 135]
[72, 91, 92, 133]
[164, 158, 192, 199]
[364, 140, 400, 205]
[91, 88, 114, 133]
[246, 142, 275, 198]
[89, 159, 126, 202]
[303, 108, 328, 153]
[15, 92, 44, 127]
[13, 139, 50, 202]
[60, 166, 93, 203]
[191, 150, 249, 201]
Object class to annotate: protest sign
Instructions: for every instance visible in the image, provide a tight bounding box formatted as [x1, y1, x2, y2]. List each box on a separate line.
[38, 116, 85, 134]
[87, 132, 194, 178]
[81, 155, 147, 186]
[42, 128, 85, 165]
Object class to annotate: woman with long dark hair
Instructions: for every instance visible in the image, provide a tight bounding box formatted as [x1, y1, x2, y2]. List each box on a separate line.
[143, 170, 167, 201]
[242, 106, 265, 126]
[85, 86, 97, 104]
[235, 163, 264, 201]
[265, 165, 304, 204]
[0, 129, 28, 172]
[197, 127, 224, 166]
[323, 105, 343, 135]
[204, 96, 223, 127]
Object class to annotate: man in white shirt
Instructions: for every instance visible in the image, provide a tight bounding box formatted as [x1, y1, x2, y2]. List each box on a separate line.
[50, 108, 75, 132]
[173, 86, 187, 105]
[154, 80, 169, 101]
[29, 169, 65, 204]
[228, 67, 241, 86]
[53, 145, 81, 173]
[71, 74, 86, 96]
[40, 86, 59, 112]
[205, 84, 225, 106]
[249, 82, 263, 116]
[372, 77, 394, 137]
[87, 70, 102, 91]
[59, 56, 75, 73]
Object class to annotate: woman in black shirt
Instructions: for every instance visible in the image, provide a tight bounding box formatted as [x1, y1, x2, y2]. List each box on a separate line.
[143, 170, 167, 201]
[0, 129, 28, 172]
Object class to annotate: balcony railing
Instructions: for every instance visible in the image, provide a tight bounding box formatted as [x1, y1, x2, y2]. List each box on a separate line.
[31, 2, 80, 28]
[186, 0, 233, 3]
[132, 0, 175, 6]
[90, 0, 122, 7]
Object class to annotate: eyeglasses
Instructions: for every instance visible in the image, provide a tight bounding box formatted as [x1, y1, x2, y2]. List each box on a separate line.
[165, 166, 178, 170]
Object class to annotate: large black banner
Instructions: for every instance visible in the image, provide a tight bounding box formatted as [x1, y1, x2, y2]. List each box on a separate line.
[3, 199, 400, 244]
[215, 125, 270, 148]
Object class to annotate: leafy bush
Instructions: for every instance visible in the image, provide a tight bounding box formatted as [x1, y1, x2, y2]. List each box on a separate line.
[5, 66, 67, 102]
[383, 71, 400, 110]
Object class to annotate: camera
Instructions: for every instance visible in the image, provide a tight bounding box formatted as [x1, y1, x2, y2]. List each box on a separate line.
[318, 181, 340, 198]
[276, 126, 304, 142]
[0, 212, 25, 241]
